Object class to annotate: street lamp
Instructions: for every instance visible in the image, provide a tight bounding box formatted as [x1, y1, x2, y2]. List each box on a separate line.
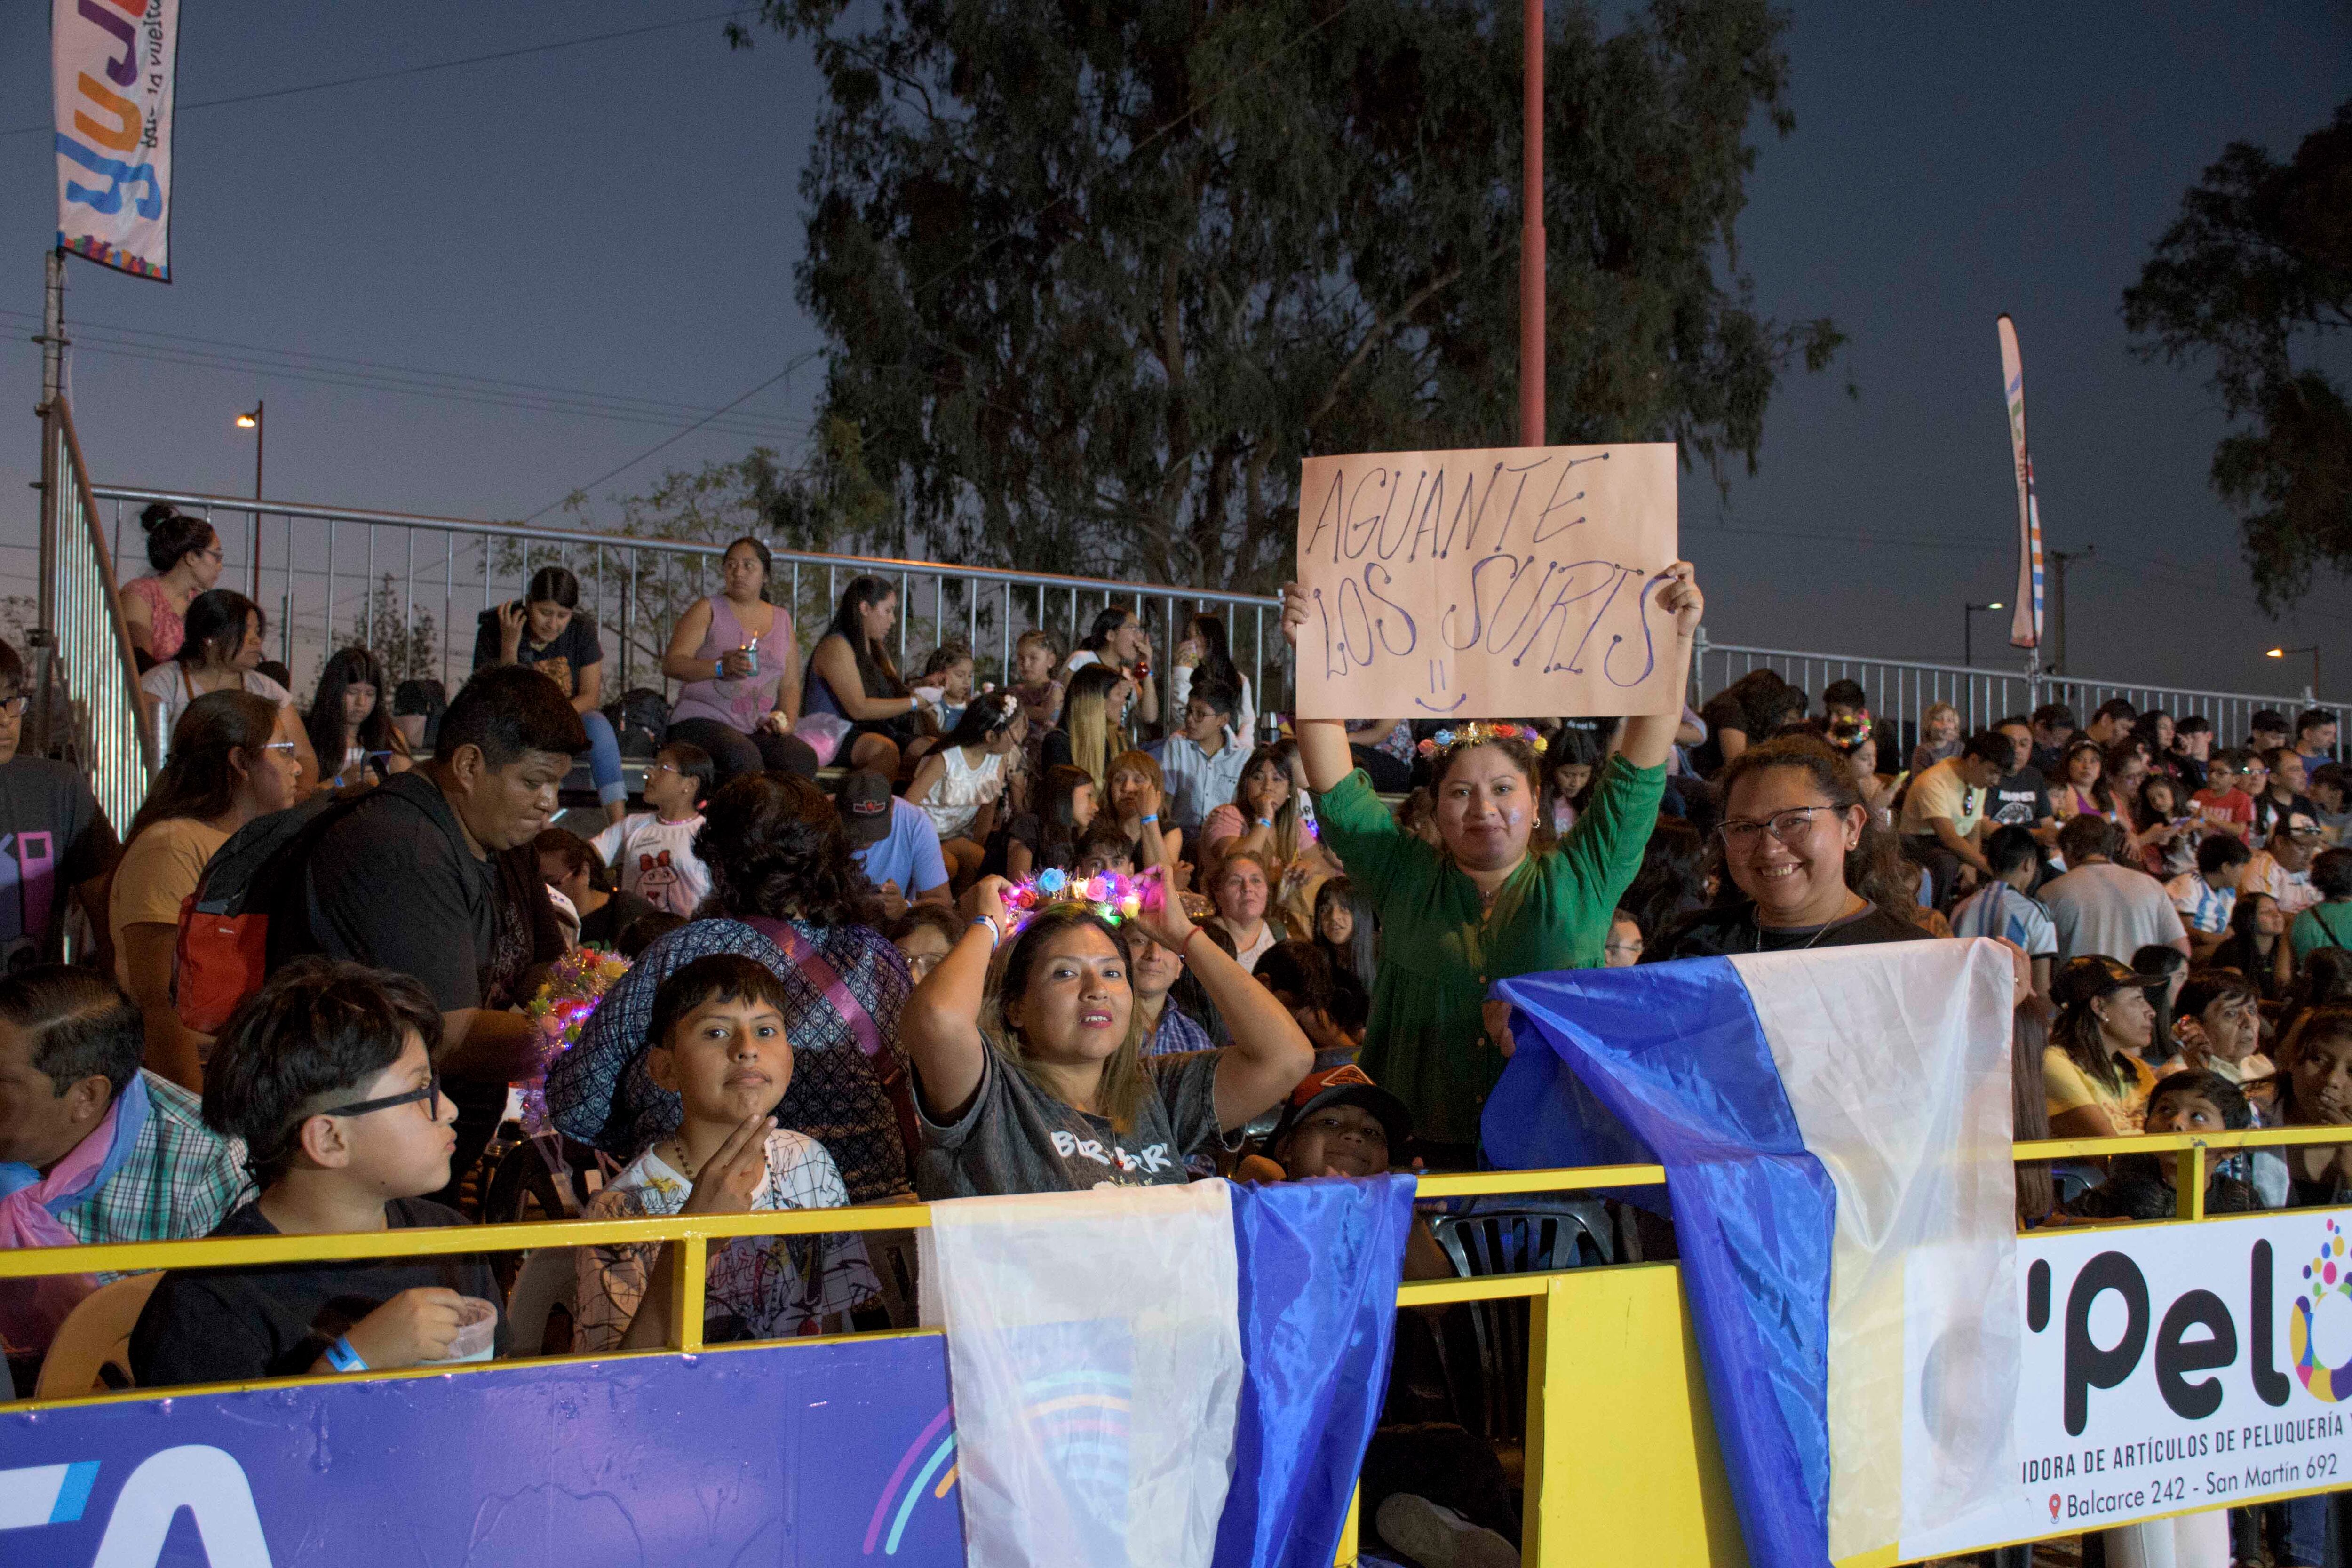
[1963, 601, 2004, 669]
[234, 402, 263, 596]
[2266, 644, 2321, 700]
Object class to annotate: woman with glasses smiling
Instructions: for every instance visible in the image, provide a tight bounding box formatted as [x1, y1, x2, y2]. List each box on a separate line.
[119, 503, 223, 666]
[1651, 733, 1930, 959]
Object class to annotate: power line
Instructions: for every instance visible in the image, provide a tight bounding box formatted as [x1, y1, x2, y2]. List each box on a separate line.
[2, 10, 752, 139]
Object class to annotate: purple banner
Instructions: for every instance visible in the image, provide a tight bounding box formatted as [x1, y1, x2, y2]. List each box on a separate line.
[0, 1337, 967, 1566]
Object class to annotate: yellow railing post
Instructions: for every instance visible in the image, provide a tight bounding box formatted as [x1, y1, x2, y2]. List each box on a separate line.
[1521, 1274, 1573, 1568]
[672, 1233, 707, 1353]
[2177, 1140, 2207, 1222]
[1334, 1483, 1360, 1566]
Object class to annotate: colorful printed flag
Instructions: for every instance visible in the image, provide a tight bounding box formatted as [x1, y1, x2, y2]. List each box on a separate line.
[1482, 941, 2018, 1568]
[53, 0, 179, 281]
[1998, 315, 2043, 650]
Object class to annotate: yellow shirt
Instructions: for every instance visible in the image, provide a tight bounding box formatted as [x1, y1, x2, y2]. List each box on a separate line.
[2043, 1044, 2157, 1133]
[109, 817, 231, 988]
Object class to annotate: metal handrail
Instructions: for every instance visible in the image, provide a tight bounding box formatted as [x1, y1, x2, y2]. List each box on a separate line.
[1699, 638, 2341, 710]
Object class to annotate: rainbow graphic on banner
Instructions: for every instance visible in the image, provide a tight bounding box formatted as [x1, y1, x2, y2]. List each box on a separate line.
[863, 1372, 1136, 1556]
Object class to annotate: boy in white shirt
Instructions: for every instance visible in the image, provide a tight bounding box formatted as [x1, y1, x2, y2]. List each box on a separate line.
[591, 741, 714, 917]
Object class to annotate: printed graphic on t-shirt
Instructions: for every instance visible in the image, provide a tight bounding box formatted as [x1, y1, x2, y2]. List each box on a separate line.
[1049, 1128, 1178, 1185]
[0, 829, 55, 971]
[636, 849, 682, 913]
[528, 652, 575, 699]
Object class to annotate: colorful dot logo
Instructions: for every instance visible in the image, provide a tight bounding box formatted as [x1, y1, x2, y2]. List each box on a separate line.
[2291, 1219, 2352, 1402]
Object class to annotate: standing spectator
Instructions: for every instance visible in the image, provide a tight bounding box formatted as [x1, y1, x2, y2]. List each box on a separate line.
[1168, 613, 1256, 742]
[1949, 826, 2058, 994]
[2191, 751, 2257, 842]
[2244, 811, 2326, 917]
[2042, 815, 2190, 965]
[2169, 715, 2214, 794]
[474, 566, 628, 826]
[2292, 848, 2352, 961]
[2296, 708, 2340, 767]
[804, 575, 923, 776]
[2042, 956, 2165, 1138]
[139, 590, 318, 792]
[2247, 709, 2291, 756]
[2084, 698, 2138, 749]
[1152, 680, 1251, 832]
[1987, 716, 2059, 846]
[2168, 834, 2252, 960]
[304, 646, 411, 789]
[264, 665, 580, 1201]
[837, 769, 951, 920]
[1907, 702, 1963, 776]
[0, 638, 118, 974]
[110, 692, 302, 1089]
[534, 829, 655, 951]
[117, 504, 222, 666]
[661, 536, 819, 787]
[588, 741, 714, 919]
[2028, 702, 2078, 778]
[1898, 731, 2007, 907]
[1061, 604, 1160, 732]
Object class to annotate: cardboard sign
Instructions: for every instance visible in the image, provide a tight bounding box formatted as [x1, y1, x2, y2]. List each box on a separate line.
[1292, 444, 1680, 720]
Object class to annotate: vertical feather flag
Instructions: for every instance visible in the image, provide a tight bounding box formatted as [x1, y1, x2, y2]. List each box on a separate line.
[52, 0, 178, 281]
[1998, 315, 2043, 650]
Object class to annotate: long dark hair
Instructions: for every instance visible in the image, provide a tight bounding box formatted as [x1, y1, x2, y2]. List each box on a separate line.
[721, 535, 772, 602]
[986, 907, 1146, 1129]
[304, 646, 401, 771]
[1713, 734, 1914, 918]
[2051, 986, 2136, 1098]
[2133, 944, 2188, 1044]
[823, 575, 905, 700]
[1185, 613, 1241, 695]
[696, 772, 877, 928]
[2011, 995, 2056, 1224]
[2214, 893, 2290, 1001]
[1623, 817, 1709, 939]
[1033, 764, 1096, 871]
[2275, 1004, 2352, 1127]
[525, 565, 580, 609]
[1080, 605, 1134, 657]
[177, 589, 263, 669]
[127, 690, 280, 846]
[1312, 874, 1378, 992]
[140, 503, 216, 576]
[941, 688, 1022, 751]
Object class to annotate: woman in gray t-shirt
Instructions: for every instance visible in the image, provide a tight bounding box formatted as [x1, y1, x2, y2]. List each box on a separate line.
[902, 878, 1315, 1198]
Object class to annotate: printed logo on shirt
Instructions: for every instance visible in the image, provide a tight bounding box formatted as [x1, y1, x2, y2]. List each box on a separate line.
[1048, 1129, 1175, 1177]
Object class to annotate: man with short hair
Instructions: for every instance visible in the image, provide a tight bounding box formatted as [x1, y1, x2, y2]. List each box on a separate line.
[2084, 698, 2138, 749]
[1822, 680, 1868, 724]
[1949, 826, 2058, 994]
[2166, 835, 2252, 961]
[2242, 811, 2326, 917]
[2042, 814, 2191, 964]
[2255, 746, 2319, 848]
[2296, 708, 2339, 767]
[2248, 709, 2290, 756]
[2029, 703, 2077, 778]
[1988, 717, 2059, 848]
[1151, 679, 1252, 832]
[1898, 732, 2009, 907]
[838, 769, 951, 920]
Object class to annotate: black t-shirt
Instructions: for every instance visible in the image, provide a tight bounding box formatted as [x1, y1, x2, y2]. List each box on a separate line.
[472, 605, 601, 701]
[1651, 901, 1930, 960]
[579, 888, 656, 949]
[2029, 742, 2067, 780]
[0, 756, 118, 971]
[2254, 791, 2318, 844]
[1988, 767, 2053, 830]
[1040, 728, 1074, 773]
[1691, 695, 1749, 778]
[130, 1197, 508, 1387]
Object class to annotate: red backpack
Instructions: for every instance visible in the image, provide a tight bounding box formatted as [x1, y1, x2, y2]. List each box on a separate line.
[173, 795, 350, 1032]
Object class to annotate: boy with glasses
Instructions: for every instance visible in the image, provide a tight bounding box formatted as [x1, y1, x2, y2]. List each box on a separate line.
[130, 960, 507, 1387]
[0, 637, 119, 971]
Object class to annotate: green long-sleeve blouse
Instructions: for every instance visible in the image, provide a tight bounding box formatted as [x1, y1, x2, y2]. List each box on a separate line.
[1314, 754, 1666, 1146]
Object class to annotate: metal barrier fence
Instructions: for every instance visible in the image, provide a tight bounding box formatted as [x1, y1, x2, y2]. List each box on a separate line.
[82, 485, 1287, 728]
[32, 402, 154, 834]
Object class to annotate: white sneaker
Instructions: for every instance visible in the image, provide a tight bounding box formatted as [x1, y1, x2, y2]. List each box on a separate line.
[1375, 1493, 1520, 1568]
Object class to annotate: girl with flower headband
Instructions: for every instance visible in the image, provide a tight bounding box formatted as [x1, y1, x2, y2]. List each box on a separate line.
[1278, 563, 1707, 1166]
[905, 689, 1026, 890]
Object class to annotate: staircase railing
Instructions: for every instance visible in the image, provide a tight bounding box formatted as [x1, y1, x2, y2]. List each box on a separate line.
[35, 398, 155, 833]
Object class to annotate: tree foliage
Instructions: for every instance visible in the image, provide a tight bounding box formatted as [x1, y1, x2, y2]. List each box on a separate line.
[2123, 101, 2352, 613]
[738, 0, 1840, 592]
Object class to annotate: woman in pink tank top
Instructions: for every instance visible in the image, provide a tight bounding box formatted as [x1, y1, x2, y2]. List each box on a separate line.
[659, 536, 819, 786]
[118, 505, 222, 664]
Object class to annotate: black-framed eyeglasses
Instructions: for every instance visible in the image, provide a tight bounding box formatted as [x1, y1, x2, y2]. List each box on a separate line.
[318, 1067, 443, 1122]
[1717, 806, 1838, 847]
[0, 693, 27, 717]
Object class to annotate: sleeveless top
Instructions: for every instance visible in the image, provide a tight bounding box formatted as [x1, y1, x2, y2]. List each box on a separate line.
[122, 576, 185, 661]
[668, 597, 790, 732]
[919, 747, 1005, 840]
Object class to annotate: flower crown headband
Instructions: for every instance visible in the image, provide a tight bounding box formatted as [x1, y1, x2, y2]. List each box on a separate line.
[1415, 721, 1549, 761]
[1001, 865, 1168, 930]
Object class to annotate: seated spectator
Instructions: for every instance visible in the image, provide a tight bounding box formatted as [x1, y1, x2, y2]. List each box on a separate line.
[993, 764, 1097, 882]
[913, 644, 976, 735]
[660, 536, 819, 786]
[1822, 679, 1867, 724]
[803, 575, 922, 776]
[474, 566, 629, 826]
[898, 874, 1312, 1197]
[2311, 761, 2352, 844]
[129, 960, 507, 1387]
[1072, 820, 1138, 881]
[574, 955, 875, 1353]
[1313, 876, 1379, 995]
[1343, 718, 1416, 794]
[2134, 775, 2195, 878]
[2134, 710, 2181, 784]
[1986, 716, 2058, 846]
[2169, 714, 2213, 794]
[619, 910, 685, 959]
[1060, 604, 1160, 731]
[2238, 750, 2278, 840]
[1008, 629, 1066, 778]
[1897, 731, 2008, 907]
[1621, 816, 1708, 942]
[1153, 679, 1251, 834]
[2273, 1004, 2352, 1204]
[304, 646, 411, 789]
[1200, 742, 1302, 879]
[2296, 707, 2339, 766]
[118, 503, 222, 666]
[1209, 851, 1284, 974]
[2247, 709, 2291, 757]
[2161, 968, 2272, 1086]
[0, 637, 119, 973]
[1691, 669, 1793, 776]
[140, 589, 318, 791]
[2244, 809, 2326, 916]
[1040, 663, 1135, 792]
[588, 741, 714, 919]
[263, 664, 580, 1199]
[1102, 749, 1183, 874]
[1602, 909, 1645, 968]
[2190, 750, 2255, 841]
[2167, 833, 2251, 960]
[2028, 702, 2077, 777]
[887, 903, 966, 986]
[536, 829, 654, 951]
[1949, 826, 2058, 994]
[110, 692, 302, 1089]
[2084, 697, 2138, 750]
[1132, 921, 1214, 1059]
[1169, 613, 1255, 743]
[0, 967, 249, 1352]
[1255, 939, 1359, 1066]
[2044, 955, 2164, 1138]
[2065, 1069, 2262, 1219]
[2216, 892, 2296, 1005]
[2050, 739, 2106, 823]
[837, 768, 951, 920]
[906, 692, 1023, 889]
[2092, 743, 2153, 860]
[2254, 746, 2320, 847]
[2135, 943, 2189, 1042]
[1907, 701, 1962, 775]
[2042, 815, 2190, 965]
[390, 677, 447, 755]
[2292, 846, 2352, 960]
[1393, 786, 1440, 848]
[1540, 730, 1602, 836]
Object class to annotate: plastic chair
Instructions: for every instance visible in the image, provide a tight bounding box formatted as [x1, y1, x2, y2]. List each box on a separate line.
[505, 1248, 579, 1359]
[35, 1272, 161, 1399]
[1427, 1207, 1615, 1444]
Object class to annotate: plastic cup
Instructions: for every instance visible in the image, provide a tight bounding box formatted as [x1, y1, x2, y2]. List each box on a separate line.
[420, 1296, 498, 1366]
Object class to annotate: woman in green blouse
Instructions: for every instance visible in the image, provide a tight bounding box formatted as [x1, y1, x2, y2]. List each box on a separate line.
[1279, 564, 1706, 1165]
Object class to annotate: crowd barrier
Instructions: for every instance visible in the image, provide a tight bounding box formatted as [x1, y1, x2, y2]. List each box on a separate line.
[6, 1130, 2350, 1567]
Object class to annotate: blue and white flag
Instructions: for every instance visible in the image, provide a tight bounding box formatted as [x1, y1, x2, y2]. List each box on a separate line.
[920, 1174, 1415, 1568]
[1483, 940, 2018, 1568]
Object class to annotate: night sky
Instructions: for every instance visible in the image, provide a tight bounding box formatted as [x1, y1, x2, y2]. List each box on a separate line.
[4, 2, 2348, 697]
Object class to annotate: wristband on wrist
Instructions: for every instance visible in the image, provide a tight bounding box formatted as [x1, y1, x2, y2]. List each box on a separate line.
[970, 917, 1001, 950]
[324, 1336, 367, 1373]
[714, 658, 724, 681]
[1140, 813, 1159, 825]
[1255, 816, 1274, 829]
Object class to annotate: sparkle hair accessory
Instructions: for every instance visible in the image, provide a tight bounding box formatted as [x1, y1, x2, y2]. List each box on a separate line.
[520, 947, 632, 1133]
[1415, 721, 1550, 761]
[1001, 865, 1167, 930]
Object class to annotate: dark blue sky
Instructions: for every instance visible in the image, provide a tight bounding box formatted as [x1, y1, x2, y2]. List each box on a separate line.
[4, 2, 2348, 695]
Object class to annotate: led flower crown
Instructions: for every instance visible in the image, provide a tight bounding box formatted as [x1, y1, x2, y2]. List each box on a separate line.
[1001, 865, 1168, 930]
[1415, 721, 1549, 761]
[519, 946, 631, 1134]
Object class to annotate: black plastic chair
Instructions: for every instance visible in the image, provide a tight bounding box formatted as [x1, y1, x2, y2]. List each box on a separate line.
[1427, 1204, 1616, 1444]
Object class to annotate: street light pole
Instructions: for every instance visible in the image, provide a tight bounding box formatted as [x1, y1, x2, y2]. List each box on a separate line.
[2046, 546, 2094, 675]
[2267, 644, 2320, 702]
[1963, 601, 2004, 669]
[236, 402, 263, 596]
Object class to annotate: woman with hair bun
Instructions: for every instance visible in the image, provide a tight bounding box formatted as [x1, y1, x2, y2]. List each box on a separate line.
[119, 503, 223, 665]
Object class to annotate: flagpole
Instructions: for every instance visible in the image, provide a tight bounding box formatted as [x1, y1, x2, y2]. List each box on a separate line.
[1519, 0, 1544, 446]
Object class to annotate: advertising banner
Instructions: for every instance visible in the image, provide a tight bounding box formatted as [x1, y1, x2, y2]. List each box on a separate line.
[1291, 444, 1680, 721]
[0, 1336, 966, 1567]
[1906, 1209, 2352, 1558]
[52, 0, 178, 281]
[1997, 315, 2043, 651]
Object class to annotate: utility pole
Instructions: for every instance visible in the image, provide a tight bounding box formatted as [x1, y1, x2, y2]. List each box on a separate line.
[37, 250, 65, 411]
[1519, 0, 1544, 446]
[2046, 545, 2094, 676]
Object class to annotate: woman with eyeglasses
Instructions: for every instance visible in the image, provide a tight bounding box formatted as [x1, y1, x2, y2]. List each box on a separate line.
[109, 691, 304, 1090]
[1652, 733, 1931, 959]
[138, 589, 319, 795]
[119, 503, 223, 667]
